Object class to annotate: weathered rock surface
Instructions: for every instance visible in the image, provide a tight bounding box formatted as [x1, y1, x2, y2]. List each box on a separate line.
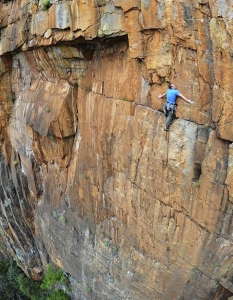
[1, 0, 233, 299]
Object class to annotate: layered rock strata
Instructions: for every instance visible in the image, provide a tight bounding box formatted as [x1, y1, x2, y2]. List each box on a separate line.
[0, 0, 233, 299]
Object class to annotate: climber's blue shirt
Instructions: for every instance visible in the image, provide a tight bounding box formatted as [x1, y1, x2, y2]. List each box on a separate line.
[166, 89, 180, 104]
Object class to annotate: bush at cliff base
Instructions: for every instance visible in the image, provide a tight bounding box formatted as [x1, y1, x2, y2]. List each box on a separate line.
[0, 259, 70, 300]
[0, 259, 28, 300]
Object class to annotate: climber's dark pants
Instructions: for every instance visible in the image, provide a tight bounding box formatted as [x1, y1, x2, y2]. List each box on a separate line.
[165, 110, 175, 128]
[163, 102, 176, 129]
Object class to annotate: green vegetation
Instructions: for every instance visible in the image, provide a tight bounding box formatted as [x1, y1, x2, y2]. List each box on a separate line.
[40, 264, 67, 290]
[104, 240, 110, 247]
[44, 107, 50, 113]
[60, 216, 67, 225]
[0, 259, 28, 300]
[112, 246, 118, 256]
[86, 285, 92, 293]
[41, 0, 51, 10]
[194, 181, 200, 189]
[108, 277, 114, 283]
[47, 290, 69, 300]
[0, 260, 70, 300]
[53, 211, 59, 219]
[18, 274, 42, 300]
[14, 257, 21, 263]
[53, 211, 67, 225]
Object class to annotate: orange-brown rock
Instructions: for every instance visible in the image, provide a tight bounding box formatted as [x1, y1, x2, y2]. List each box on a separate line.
[1, 0, 233, 299]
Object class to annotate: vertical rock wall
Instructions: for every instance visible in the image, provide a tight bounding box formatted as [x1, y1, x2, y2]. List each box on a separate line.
[0, 0, 233, 299]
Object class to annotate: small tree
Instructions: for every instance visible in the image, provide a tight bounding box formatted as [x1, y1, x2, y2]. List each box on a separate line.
[40, 265, 66, 290]
[18, 274, 44, 300]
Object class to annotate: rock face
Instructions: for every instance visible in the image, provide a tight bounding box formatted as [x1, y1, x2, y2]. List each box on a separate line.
[1, 0, 233, 299]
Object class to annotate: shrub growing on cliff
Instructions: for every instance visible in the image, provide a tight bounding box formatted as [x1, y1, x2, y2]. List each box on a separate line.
[41, 0, 51, 11]
[60, 216, 67, 225]
[194, 181, 200, 189]
[40, 264, 66, 290]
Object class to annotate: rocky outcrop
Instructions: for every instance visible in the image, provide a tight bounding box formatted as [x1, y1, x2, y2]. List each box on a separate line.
[1, 0, 233, 299]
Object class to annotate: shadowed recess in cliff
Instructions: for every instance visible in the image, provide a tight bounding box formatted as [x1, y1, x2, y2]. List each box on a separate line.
[0, 153, 43, 280]
[212, 284, 233, 300]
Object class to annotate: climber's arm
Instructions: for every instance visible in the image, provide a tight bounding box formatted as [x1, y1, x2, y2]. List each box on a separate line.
[179, 93, 194, 104]
[158, 92, 166, 99]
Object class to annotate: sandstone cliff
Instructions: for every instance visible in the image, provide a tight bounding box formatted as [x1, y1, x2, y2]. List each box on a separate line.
[0, 0, 233, 299]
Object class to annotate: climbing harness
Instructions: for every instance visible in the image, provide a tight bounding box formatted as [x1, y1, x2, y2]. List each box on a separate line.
[165, 102, 177, 114]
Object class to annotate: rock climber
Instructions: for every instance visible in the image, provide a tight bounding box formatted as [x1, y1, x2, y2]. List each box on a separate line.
[158, 83, 194, 131]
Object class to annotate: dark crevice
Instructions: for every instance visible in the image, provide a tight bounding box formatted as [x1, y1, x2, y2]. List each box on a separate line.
[212, 284, 233, 300]
[192, 162, 202, 182]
